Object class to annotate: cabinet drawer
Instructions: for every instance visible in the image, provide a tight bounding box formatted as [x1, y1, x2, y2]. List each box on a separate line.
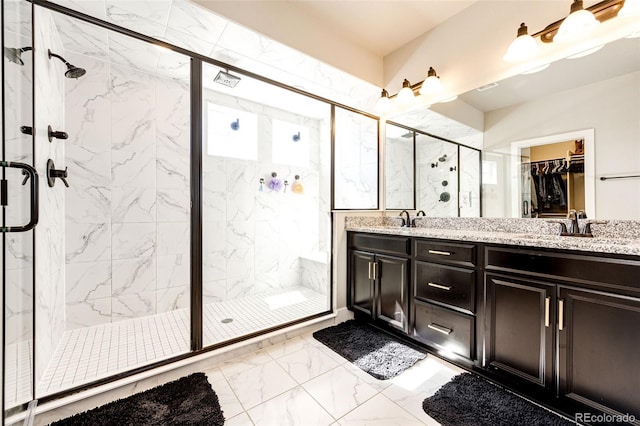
[349, 233, 410, 256]
[413, 301, 474, 359]
[485, 246, 640, 295]
[414, 262, 475, 313]
[414, 239, 476, 267]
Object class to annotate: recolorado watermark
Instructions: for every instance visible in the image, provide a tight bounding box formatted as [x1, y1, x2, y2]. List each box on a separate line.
[575, 412, 636, 424]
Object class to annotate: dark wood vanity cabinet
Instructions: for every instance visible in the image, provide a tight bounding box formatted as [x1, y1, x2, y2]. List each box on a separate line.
[558, 287, 640, 421]
[485, 273, 555, 389]
[485, 245, 640, 421]
[412, 239, 477, 360]
[348, 233, 410, 332]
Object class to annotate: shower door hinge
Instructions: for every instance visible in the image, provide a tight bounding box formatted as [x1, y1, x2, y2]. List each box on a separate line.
[1, 179, 7, 206]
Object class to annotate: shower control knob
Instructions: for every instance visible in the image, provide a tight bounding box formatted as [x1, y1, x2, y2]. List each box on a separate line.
[449, 166, 457, 172]
[48, 125, 68, 142]
[47, 159, 69, 188]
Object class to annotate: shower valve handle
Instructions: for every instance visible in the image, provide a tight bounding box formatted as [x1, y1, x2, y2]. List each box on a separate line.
[47, 159, 69, 188]
[48, 125, 68, 142]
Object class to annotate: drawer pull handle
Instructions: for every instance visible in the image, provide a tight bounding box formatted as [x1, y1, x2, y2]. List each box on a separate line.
[428, 282, 451, 291]
[428, 323, 452, 335]
[372, 262, 377, 280]
[544, 296, 550, 328]
[558, 299, 564, 331]
[368, 262, 372, 280]
[428, 249, 451, 256]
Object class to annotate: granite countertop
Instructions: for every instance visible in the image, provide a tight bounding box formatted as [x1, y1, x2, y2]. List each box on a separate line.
[345, 217, 640, 257]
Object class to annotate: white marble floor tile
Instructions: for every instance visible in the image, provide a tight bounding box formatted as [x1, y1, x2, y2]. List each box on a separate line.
[218, 349, 273, 379]
[263, 334, 323, 359]
[275, 345, 340, 384]
[225, 360, 297, 410]
[247, 386, 334, 426]
[383, 361, 458, 424]
[339, 359, 394, 392]
[208, 377, 245, 419]
[336, 394, 424, 426]
[302, 365, 378, 419]
[225, 411, 255, 426]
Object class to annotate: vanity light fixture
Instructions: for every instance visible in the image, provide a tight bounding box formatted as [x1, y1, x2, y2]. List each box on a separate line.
[396, 79, 416, 106]
[555, 0, 600, 43]
[503, 23, 540, 62]
[374, 67, 454, 113]
[504, 0, 627, 63]
[419, 67, 443, 95]
[375, 89, 393, 113]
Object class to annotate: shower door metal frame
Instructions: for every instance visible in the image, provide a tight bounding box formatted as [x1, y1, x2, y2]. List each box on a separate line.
[19, 0, 382, 403]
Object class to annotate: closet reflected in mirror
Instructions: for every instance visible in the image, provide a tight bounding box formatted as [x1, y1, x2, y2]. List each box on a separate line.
[521, 139, 585, 218]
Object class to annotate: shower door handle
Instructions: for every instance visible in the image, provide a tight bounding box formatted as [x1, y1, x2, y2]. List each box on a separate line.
[1, 161, 39, 232]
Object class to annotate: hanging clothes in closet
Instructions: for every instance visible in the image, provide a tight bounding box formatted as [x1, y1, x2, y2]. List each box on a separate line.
[530, 159, 568, 214]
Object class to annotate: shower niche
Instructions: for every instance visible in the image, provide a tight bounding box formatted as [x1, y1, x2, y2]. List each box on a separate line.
[385, 123, 481, 216]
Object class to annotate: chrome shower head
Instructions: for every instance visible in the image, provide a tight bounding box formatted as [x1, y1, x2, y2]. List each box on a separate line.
[214, 70, 241, 88]
[4, 46, 32, 66]
[48, 49, 86, 79]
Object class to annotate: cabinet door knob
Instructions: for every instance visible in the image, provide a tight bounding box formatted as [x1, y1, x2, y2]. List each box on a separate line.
[428, 323, 453, 335]
[544, 296, 550, 328]
[428, 249, 451, 256]
[558, 299, 565, 331]
[428, 282, 451, 291]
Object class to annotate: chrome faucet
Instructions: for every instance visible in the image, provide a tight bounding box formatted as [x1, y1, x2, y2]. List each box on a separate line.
[399, 210, 411, 227]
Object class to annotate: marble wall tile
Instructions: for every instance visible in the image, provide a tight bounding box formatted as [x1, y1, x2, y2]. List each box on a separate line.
[4, 267, 34, 344]
[203, 250, 227, 282]
[52, 13, 109, 59]
[157, 222, 190, 256]
[34, 4, 67, 387]
[66, 222, 111, 263]
[65, 298, 111, 330]
[111, 187, 157, 222]
[112, 256, 156, 296]
[203, 189, 226, 222]
[157, 254, 189, 289]
[227, 248, 255, 280]
[66, 261, 111, 302]
[112, 291, 155, 319]
[203, 280, 226, 305]
[111, 144, 156, 188]
[166, 0, 228, 44]
[108, 31, 161, 75]
[156, 189, 190, 222]
[111, 223, 156, 260]
[157, 286, 189, 313]
[105, 4, 165, 39]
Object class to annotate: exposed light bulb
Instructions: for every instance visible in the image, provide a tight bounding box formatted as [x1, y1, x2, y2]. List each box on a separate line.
[396, 79, 416, 106]
[503, 23, 540, 62]
[555, 0, 599, 43]
[419, 67, 443, 95]
[375, 89, 392, 113]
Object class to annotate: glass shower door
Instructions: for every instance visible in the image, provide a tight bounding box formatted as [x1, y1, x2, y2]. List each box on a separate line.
[2, 0, 36, 418]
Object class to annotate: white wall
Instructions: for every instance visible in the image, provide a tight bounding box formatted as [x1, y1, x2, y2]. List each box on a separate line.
[483, 71, 640, 219]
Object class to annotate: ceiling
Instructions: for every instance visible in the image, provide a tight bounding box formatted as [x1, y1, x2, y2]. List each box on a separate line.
[287, 0, 477, 57]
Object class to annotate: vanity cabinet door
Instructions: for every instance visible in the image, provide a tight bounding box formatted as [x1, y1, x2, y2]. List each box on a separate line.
[486, 273, 555, 390]
[349, 250, 375, 317]
[376, 254, 409, 332]
[558, 287, 640, 420]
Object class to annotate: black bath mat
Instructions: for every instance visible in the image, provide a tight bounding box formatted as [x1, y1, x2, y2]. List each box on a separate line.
[313, 320, 426, 380]
[50, 373, 224, 426]
[422, 373, 573, 426]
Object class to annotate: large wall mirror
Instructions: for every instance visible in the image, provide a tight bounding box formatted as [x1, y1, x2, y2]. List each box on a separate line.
[388, 35, 639, 220]
[384, 121, 481, 217]
[467, 35, 639, 220]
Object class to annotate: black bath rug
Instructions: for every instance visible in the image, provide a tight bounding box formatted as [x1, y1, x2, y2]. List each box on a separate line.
[312, 320, 426, 380]
[50, 373, 224, 426]
[422, 373, 573, 426]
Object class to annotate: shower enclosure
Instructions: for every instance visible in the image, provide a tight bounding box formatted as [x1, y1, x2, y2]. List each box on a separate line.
[3, 2, 333, 420]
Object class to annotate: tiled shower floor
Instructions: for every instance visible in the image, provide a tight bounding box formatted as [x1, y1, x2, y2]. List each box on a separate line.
[5, 286, 326, 407]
